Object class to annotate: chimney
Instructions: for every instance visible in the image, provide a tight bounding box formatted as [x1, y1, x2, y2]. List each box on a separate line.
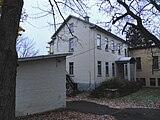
[83, 16, 90, 22]
[107, 28, 111, 32]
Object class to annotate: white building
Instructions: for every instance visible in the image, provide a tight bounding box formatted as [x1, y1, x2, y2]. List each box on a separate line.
[16, 54, 70, 116]
[49, 15, 136, 91]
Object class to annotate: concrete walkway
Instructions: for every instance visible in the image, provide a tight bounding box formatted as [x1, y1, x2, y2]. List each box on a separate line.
[67, 100, 160, 120]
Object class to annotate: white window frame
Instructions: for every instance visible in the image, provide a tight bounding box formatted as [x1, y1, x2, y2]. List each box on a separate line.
[112, 63, 115, 77]
[69, 38, 74, 52]
[97, 34, 101, 49]
[97, 61, 102, 76]
[111, 40, 115, 53]
[69, 22, 74, 33]
[105, 62, 109, 76]
[69, 62, 74, 75]
[105, 37, 109, 52]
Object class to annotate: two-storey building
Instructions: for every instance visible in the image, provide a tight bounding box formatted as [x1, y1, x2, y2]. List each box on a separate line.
[49, 15, 136, 90]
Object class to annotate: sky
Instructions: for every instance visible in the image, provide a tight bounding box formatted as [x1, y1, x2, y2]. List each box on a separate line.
[21, 0, 112, 55]
[21, 0, 55, 55]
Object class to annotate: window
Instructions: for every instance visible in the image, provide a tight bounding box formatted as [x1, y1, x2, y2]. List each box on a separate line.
[69, 38, 74, 51]
[118, 48, 121, 55]
[153, 56, 159, 69]
[158, 78, 160, 86]
[69, 23, 74, 33]
[118, 44, 121, 55]
[105, 37, 109, 51]
[136, 57, 141, 70]
[111, 41, 115, 53]
[125, 49, 127, 56]
[97, 34, 101, 49]
[69, 62, 74, 75]
[112, 63, 115, 76]
[139, 78, 146, 86]
[150, 78, 156, 86]
[105, 62, 109, 76]
[97, 61, 102, 76]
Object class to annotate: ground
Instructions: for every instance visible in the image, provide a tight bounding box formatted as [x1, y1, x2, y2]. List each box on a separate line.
[16, 88, 160, 120]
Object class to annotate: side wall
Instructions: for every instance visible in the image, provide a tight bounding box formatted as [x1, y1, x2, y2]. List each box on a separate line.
[94, 31, 129, 85]
[16, 57, 66, 116]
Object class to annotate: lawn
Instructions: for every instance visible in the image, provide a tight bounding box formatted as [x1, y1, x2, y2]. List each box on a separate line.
[68, 87, 160, 109]
[116, 88, 160, 107]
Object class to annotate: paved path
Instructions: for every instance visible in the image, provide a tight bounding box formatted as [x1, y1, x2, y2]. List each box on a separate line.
[67, 100, 160, 120]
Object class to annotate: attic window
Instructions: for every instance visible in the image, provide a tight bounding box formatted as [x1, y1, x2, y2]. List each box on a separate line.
[69, 23, 74, 33]
[105, 37, 109, 52]
[69, 38, 74, 52]
[111, 41, 115, 53]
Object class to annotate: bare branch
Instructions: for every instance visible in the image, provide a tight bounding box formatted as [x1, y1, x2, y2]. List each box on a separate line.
[112, 12, 128, 24]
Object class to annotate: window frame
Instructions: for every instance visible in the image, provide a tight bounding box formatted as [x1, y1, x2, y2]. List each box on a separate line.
[69, 22, 74, 33]
[69, 62, 74, 75]
[125, 49, 127, 56]
[105, 62, 109, 77]
[136, 57, 141, 70]
[150, 78, 156, 86]
[96, 34, 101, 49]
[158, 78, 160, 86]
[152, 56, 159, 69]
[111, 40, 115, 53]
[105, 37, 109, 52]
[69, 38, 74, 52]
[97, 61, 102, 76]
[112, 63, 115, 76]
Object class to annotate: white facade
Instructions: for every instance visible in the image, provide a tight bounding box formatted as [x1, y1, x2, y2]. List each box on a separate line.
[50, 15, 129, 90]
[16, 54, 68, 116]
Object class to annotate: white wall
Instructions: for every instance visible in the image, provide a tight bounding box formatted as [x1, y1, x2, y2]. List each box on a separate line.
[16, 57, 66, 116]
[94, 31, 128, 84]
[51, 16, 129, 90]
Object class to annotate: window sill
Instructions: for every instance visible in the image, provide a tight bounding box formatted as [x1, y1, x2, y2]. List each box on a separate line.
[153, 69, 160, 71]
[97, 47, 102, 50]
[69, 74, 74, 77]
[69, 50, 74, 52]
[97, 75, 102, 77]
[106, 75, 109, 77]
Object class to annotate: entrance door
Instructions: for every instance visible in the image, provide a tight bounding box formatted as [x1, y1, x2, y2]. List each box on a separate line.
[124, 64, 128, 80]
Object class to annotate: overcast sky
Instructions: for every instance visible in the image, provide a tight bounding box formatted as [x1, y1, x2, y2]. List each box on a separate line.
[21, 0, 110, 55]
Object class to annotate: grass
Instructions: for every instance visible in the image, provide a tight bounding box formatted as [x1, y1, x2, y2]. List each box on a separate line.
[116, 88, 160, 107]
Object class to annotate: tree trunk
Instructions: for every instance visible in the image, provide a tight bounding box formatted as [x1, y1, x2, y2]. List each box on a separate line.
[0, 0, 23, 120]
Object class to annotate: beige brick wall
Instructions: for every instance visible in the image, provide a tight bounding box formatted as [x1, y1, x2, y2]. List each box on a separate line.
[130, 47, 160, 87]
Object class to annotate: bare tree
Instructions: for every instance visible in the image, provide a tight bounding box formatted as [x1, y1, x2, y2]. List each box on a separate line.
[0, 0, 23, 119]
[16, 36, 39, 58]
[96, 0, 160, 48]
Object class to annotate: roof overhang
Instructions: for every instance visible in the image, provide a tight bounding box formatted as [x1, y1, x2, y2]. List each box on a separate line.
[18, 53, 73, 62]
[115, 57, 136, 64]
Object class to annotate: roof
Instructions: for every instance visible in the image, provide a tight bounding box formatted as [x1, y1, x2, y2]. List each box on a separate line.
[49, 15, 127, 44]
[18, 53, 72, 62]
[116, 57, 136, 64]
